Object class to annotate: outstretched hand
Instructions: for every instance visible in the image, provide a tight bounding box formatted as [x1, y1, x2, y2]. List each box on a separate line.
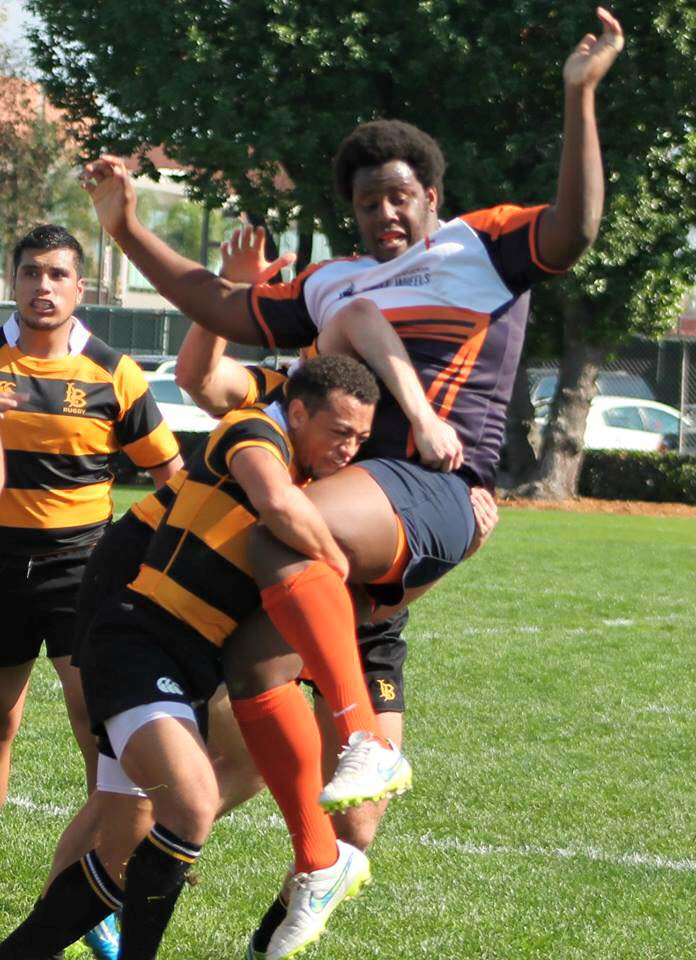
[563, 7, 624, 90]
[80, 155, 138, 240]
[219, 225, 296, 285]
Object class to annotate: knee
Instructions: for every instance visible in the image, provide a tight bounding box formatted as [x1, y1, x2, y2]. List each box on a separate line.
[0, 703, 24, 744]
[153, 786, 218, 844]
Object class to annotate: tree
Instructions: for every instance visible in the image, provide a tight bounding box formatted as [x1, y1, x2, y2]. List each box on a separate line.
[0, 23, 95, 295]
[25, 0, 696, 495]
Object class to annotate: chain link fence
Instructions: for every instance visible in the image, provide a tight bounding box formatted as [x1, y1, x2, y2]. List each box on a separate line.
[526, 335, 696, 454]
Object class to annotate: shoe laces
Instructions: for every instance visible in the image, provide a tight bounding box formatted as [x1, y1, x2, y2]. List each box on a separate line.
[334, 735, 380, 777]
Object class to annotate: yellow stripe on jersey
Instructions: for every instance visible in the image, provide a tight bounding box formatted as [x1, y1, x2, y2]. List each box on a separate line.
[222, 437, 289, 475]
[130, 565, 236, 647]
[2, 410, 114, 453]
[128, 405, 291, 644]
[0, 333, 179, 552]
[0, 481, 113, 529]
[121, 418, 179, 469]
[130, 470, 187, 530]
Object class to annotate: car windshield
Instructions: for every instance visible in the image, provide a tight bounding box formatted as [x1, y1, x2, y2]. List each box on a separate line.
[531, 370, 654, 403]
[148, 380, 188, 405]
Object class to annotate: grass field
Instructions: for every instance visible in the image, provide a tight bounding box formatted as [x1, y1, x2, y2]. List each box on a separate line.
[1, 495, 695, 959]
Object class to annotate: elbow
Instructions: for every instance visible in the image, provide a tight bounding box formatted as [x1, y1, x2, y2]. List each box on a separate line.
[174, 360, 195, 393]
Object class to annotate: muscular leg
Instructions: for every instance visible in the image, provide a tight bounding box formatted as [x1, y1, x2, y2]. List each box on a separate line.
[207, 684, 266, 812]
[0, 662, 33, 809]
[315, 696, 403, 851]
[52, 655, 98, 794]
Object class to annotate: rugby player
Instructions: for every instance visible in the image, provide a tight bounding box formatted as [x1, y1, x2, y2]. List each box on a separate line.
[0, 354, 382, 960]
[78, 13, 623, 956]
[0, 225, 182, 959]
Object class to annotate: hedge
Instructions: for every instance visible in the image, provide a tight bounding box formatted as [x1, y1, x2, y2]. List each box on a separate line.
[579, 450, 696, 504]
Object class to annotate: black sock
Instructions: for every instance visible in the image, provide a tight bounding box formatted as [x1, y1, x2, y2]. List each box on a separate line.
[119, 823, 201, 960]
[0, 852, 121, 959]
[251, 896, 289, 952]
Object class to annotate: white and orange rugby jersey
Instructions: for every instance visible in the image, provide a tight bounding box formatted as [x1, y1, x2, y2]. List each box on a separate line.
[0, 315, 180, 555]
[248, 204, 562, 488]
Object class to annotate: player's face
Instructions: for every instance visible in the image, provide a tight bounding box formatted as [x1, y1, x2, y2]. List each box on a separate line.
[290, 389, 374, 479]
[13, 248, 85, 332]
[351, 160, 439, 262]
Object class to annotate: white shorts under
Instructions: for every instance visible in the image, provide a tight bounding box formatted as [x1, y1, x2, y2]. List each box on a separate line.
[98, 700, 198, 797]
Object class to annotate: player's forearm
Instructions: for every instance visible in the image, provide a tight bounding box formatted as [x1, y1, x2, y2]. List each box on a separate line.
[328, 300, 433, 427]
[175, 325, 251, 416]
[113, 218, 263, 344]
[539, 85, 604, 270]
[257, 485, 348, 577]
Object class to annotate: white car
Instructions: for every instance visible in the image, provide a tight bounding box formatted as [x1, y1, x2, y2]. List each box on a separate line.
[145, 373, 220, 433]
[535, 395, 693, 452]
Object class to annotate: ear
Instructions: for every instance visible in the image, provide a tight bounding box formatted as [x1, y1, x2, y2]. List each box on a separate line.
[426, 186, 439, 212]
[75, 277, 86, 305]
[287, 397, 309, 431]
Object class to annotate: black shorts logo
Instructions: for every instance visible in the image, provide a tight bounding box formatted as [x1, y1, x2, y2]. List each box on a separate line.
[376, 679, 397, 702]
[156, 676, 184, 696]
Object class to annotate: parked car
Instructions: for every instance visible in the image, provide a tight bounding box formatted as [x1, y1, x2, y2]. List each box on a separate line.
[534, 395, 694, 452]
[145, 373, 220, 433]
[131, 353, 178, 372]
[529, 368, 655, 406]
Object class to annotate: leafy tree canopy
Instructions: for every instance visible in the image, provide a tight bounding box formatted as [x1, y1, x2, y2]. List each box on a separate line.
[25, 0, 696, 343]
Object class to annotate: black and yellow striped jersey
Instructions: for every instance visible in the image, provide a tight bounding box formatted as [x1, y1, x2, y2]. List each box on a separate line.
[129, 399, 296, 647]
[129, 365, 288, 533]
[0, 324, 180, 555]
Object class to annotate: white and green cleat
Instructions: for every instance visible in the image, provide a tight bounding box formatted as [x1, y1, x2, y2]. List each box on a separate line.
[319, 731, 413, 812]
[265, 841, 371, 960]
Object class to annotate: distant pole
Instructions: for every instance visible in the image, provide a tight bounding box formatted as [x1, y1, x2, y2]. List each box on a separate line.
[96, 226, 105, 304]
[199, 207, 210, 267]
[678, 340, 689, 453]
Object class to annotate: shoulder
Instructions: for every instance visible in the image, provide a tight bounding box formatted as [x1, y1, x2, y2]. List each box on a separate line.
[459, 204, 549, 240]
[81, 334, 131, 377]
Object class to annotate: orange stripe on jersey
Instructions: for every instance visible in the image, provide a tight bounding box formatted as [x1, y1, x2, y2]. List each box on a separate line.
[461, 203, 563, 276]
[426, 315, 491, 418]
[121, 418, 180, 468]
[2, 410, 113, 453]
[224, 437, 288, 475]
[383, 305, 482, 323]
[130, 470, 188, 530]
[250, 262, 327, 348]
[130, 565, 236, 647]
[166, 478, 256, 554]
[0, 481, 113, 529]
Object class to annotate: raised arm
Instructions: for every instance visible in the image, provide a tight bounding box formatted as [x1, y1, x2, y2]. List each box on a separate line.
[318, 298, 464, 472]
[81, 156, 262, 343]
[175, 226, 296, 415]
[537, 7, 624, 270]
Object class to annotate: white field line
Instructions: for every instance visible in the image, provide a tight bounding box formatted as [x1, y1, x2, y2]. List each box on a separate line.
[9, 792, 695, 875]
[7, 794, 73, 817]
[416, 831, 696, 873]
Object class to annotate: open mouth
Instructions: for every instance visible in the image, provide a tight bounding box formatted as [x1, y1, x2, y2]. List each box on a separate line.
[377, 230, 406, 246]
[30, 299, 55, 313]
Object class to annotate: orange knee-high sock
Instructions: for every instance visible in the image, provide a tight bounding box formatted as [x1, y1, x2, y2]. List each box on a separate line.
[261, 562, 378, 744]
[232, 682, 337, 873]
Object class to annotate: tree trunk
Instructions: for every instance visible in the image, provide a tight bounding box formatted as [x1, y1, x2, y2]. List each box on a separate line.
[294, 207, 314, 274]
[513, 300, 608, 500]
[498, 359, 540, 488]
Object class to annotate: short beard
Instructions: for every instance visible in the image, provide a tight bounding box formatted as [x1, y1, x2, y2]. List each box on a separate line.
[19, 313, 73, 332]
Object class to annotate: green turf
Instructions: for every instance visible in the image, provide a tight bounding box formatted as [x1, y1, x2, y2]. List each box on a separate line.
[1, 502, 694, 959]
